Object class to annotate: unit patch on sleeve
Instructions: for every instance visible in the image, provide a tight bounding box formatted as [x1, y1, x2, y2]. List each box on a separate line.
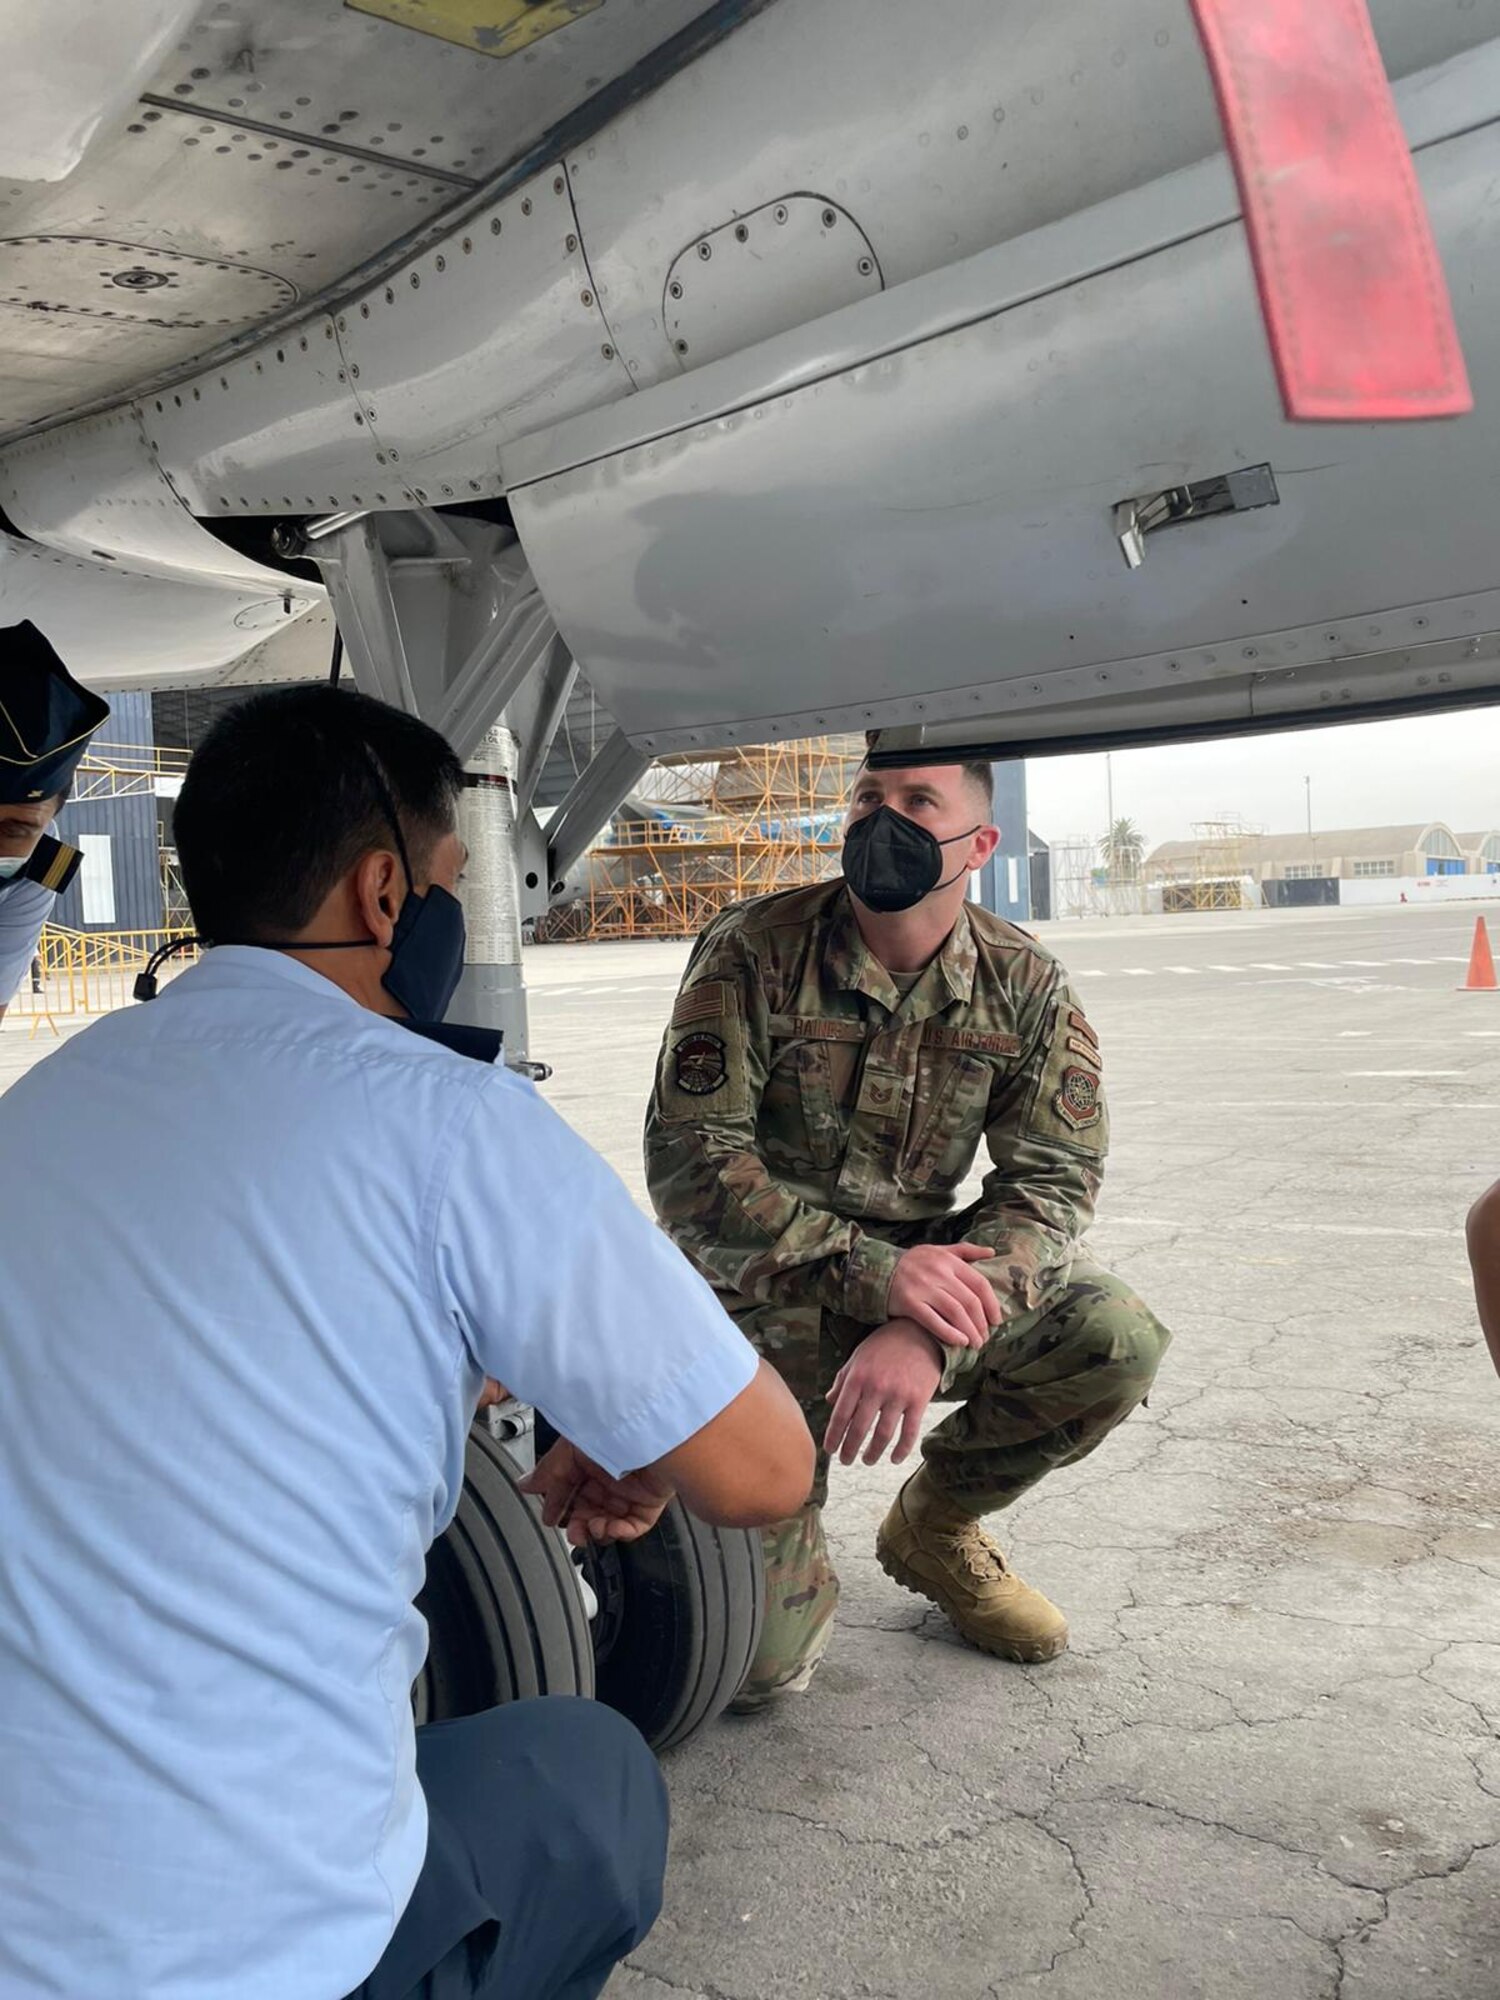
[1021, 989, 1108, 1158]
[673, 1030, 729, 1096]
[1056, 1066, 1101, 1129]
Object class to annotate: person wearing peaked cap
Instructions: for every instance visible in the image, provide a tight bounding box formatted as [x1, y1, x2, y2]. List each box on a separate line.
[0, 621, 110, 1018]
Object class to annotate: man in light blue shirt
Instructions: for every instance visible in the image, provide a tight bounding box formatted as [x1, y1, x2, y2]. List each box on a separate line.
[0, 620, 111, 1014]
[0, 683, 812, 2000]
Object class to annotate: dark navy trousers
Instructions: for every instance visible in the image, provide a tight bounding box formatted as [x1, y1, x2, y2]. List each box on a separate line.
[347, 1698, 668, 2000]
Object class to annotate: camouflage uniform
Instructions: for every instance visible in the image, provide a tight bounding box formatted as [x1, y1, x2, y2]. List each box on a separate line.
[645, 880, 1169, 1703]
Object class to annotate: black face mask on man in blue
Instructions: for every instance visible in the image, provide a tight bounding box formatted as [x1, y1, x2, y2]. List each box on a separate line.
[372, 810, 467, 1023]
[841, 803, 980, 914]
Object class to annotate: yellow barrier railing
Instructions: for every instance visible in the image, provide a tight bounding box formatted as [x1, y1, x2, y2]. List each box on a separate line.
[77, 741, 191, 777]
[4, 926, 197, 1037]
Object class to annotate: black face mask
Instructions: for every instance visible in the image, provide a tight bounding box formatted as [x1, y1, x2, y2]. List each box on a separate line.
[351, 759, 466, 1022]
[136, 753, 467, 1021]
[841, 805, 980, 914]
[381, 870, 466, 1022]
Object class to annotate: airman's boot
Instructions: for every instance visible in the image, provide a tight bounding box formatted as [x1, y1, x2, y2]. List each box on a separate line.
[876, 1465, 1069, 1662]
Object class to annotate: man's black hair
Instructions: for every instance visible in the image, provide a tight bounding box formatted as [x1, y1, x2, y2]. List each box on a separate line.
[175, 684, 463, 942]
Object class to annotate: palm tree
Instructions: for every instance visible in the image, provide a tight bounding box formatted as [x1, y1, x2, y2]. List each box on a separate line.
[1099, 816, 1145, 883]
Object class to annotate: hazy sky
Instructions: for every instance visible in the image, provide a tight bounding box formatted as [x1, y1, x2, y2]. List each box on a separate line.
[1022, 704, 1500, 855]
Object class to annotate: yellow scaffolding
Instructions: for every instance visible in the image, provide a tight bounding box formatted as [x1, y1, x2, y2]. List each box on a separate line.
[1162, 817, 1263, 912]
[70, 741, 189, 803]
[536, 735, 863, 942]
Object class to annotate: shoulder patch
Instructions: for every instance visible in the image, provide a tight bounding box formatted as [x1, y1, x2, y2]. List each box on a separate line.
[1056, 1066, 1102, 1130]
[672, 979, 735, 1028]
[672, 1030, 729, 1096]
[1019, 991, 1109, 1160]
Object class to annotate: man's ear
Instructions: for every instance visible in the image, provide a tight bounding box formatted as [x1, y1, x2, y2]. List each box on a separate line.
[352, 848, 404, 947]
[971, 825, 1001, 868]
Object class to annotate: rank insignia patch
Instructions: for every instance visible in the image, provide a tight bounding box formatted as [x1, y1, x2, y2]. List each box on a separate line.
[673, 1031, 729, 1096]
[1056, 1066, 1101, 1129]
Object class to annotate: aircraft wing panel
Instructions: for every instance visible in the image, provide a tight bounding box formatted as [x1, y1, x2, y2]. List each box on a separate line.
[0, 0, 728, 438]
[507, 120, 1500, 757]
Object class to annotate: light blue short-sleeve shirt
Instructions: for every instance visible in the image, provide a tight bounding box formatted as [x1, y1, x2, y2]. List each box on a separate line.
[0, 867, 53, 1004]
[0, 948, 758, 1998]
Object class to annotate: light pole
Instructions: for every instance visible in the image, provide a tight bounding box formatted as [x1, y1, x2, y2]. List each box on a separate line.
[1106, 752, 1115, 885]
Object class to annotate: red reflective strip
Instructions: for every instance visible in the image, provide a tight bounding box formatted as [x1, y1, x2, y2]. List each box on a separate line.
[1189, 0, 1472, 422]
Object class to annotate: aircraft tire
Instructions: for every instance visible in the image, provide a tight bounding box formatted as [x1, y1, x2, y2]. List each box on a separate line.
[576, 1498, 765, 1753]
[415, 1423, 595, 1724]
[528, 1412, 764, 1750]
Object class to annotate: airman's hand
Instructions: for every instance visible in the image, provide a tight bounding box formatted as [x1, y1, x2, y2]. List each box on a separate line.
[823, 1318, 943, 1468]
[888, 1242, 1000, 1350]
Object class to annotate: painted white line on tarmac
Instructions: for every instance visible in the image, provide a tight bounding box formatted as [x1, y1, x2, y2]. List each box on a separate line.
[1130, 1099, 1500, 1110]
[1163, 966, 1200, 974]
[1249, 962, 1296, 970]
[1206, 963, 1242, 972]
[1121, 968, 1155, 977]
[1346, 1069, 1463, 1078]
[1105, 1215, 1464, 1240]
[1298, 961, 1341, 969]
[1465, 1031, 1500, 1038]
[1338, 1030, 1373, 1038]
[1339, 959, 1388, 967]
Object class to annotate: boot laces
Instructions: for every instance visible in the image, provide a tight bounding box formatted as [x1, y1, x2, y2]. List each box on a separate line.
[947, 1520, 1010, 1584]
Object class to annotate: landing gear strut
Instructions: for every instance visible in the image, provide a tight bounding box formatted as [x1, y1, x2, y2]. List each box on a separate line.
[320, 507, 761, 1751]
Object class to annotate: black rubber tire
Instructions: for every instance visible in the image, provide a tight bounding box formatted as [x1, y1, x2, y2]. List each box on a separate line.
[583, 1501, 765, 1753]
[530, 1416, 765, 1752]
[415, 1423, 595, 1723]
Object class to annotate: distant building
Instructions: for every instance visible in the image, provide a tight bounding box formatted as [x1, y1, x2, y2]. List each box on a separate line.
[1145, 822, 1474, 886]
[973, 762, 1030, 922]
[1459, 831, 1500, 875]
[54, 690, 165, 934]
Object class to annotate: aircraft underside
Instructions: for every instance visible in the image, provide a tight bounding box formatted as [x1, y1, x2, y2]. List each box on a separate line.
[3, 0, 1498, 1753]
[0, 0, 1494, 848]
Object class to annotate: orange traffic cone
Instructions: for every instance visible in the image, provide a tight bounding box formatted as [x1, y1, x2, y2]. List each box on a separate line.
[1460, 916, 1498, 991]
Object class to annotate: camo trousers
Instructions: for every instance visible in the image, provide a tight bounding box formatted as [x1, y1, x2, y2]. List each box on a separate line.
[728, 1251, 1170, 1710]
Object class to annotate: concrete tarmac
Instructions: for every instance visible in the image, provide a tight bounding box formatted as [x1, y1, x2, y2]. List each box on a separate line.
[5, 898, 1498, 1997]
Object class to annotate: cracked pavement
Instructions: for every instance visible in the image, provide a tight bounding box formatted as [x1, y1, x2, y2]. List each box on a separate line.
[7, 900, 1495, 1997]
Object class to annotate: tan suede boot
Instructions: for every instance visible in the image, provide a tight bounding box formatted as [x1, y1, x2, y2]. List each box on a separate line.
[876, 1466, 1069, 1663]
